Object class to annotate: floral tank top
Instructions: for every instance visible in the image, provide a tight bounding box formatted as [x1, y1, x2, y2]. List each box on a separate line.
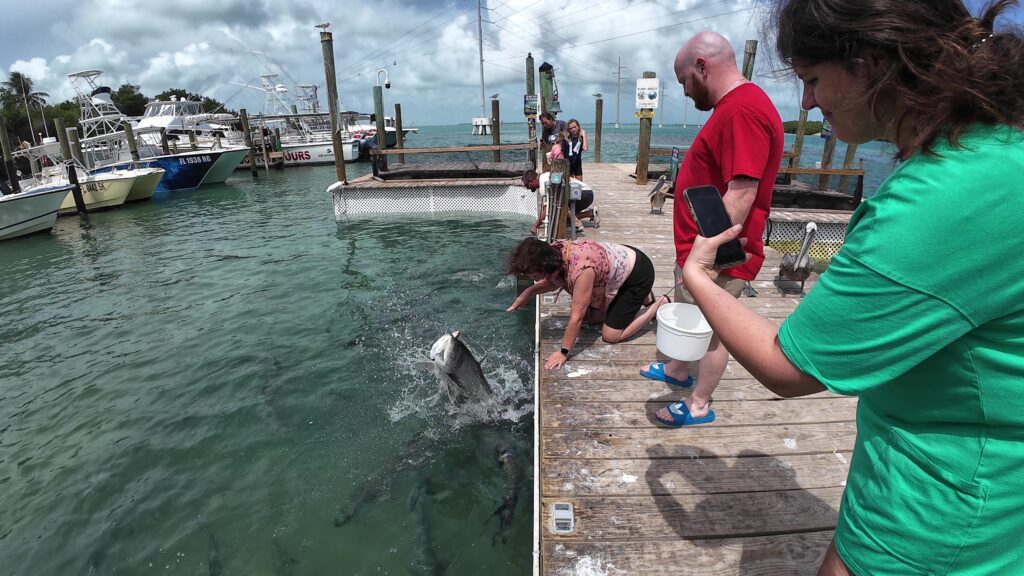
[552, 239, 636, 310]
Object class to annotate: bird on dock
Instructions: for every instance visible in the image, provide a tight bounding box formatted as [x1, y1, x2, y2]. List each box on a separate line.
[778, 222, 818, 294]
[647, 175, 670, 214]
[315, 22, 330, 30]
[490, 93, 499, 99]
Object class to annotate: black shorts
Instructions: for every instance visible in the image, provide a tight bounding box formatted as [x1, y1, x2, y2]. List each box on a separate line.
[568, 156, 583, 177]
[573, 189, 593, 213]
[603, 247, 655, 330]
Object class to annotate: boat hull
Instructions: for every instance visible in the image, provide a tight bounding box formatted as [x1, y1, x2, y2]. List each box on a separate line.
[124, 168, 165, 202]
[235, 140, 359, 170]
[199, 147, 249, 186]
[104, 150, 220, 192]
[0, 185, 73, 241]
[59, 175, 134, 213]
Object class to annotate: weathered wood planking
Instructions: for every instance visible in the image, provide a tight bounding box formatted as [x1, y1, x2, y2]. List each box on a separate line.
[537, 163, 856, 576]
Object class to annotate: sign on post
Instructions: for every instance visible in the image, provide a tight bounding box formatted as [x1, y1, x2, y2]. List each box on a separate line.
[635, 78, 660, 109]
[524, 94, 538, 117]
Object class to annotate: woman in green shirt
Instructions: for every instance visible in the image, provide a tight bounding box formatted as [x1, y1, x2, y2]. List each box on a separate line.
[681, 0, 1024, 574]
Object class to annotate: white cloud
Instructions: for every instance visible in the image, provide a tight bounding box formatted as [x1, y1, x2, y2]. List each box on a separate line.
[1, 0, 821, 124]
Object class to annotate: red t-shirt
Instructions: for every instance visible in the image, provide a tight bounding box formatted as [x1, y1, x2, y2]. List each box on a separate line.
[673, 83, 783, 280]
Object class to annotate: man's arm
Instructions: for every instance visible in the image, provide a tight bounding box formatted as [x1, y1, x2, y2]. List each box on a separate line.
[722, 176, 758, 226]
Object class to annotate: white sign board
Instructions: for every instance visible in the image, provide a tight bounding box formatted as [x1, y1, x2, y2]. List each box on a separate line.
[635, 78, 660, 109]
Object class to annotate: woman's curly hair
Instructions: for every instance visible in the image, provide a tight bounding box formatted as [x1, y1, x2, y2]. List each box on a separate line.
[507, 237, 563, 277]
[772, 0, 1024, 158]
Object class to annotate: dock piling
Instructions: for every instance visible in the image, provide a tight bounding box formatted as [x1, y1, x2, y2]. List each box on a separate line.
[66, 127, 85, 167]
[491, 99, 501, 162]
[526, 53, 537, 168]
[320, 29, 348, 184]
[634, 71, 656, 185]
[594, 96, 603, 163]
[742, 40, 758, 81]
[239, 109, 259, 178]
[394, 103, 405, 164]
[120, 121, 141, 162]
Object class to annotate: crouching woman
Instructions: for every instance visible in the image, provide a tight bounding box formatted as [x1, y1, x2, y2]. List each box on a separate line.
[506, 237, 668, 369]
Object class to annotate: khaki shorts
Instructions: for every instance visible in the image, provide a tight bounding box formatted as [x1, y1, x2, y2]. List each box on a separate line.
[673, 264, 746, 303]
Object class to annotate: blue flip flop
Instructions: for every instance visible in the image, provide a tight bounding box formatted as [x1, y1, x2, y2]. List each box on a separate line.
[656, 401, 716, 427]
[640, 362, 693, 388]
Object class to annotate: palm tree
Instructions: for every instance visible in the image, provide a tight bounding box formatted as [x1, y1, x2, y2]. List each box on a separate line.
[2, 72, 50, 145]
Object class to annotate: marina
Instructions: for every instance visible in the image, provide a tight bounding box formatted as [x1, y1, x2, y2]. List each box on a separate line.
[0, 8, 911, 574]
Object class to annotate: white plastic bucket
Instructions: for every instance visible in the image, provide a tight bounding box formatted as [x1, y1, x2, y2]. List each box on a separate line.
[656, 303, 713, 361]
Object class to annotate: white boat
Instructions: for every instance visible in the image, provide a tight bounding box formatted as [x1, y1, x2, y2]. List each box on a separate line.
[118, 166, 165, 202]
[0, 184, 73, 241]
[342, 111, 418, 150]
[13, 140, 151, 209]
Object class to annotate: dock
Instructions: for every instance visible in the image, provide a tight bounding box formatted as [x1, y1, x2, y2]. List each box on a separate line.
[534, 163, 854, 575]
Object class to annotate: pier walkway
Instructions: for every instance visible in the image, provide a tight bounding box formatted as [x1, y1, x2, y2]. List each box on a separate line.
[535, 163, 854, 575]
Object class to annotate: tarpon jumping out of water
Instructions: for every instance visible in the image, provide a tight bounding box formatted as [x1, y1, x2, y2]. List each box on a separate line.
[428, 331, 493, 404]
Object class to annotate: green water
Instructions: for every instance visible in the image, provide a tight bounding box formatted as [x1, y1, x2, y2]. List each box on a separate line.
[1, 162, 535, 574]
[1, 123, 896, 574]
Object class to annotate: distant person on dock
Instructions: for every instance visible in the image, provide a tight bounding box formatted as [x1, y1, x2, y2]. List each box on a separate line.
[561, 119, 588, 180]
[680, 1, 1024, 574]
[522, 168, 599, 236]
[538, 112, 566, 156]
[640, 31, 783, 426]
[506, 237, 668, 369]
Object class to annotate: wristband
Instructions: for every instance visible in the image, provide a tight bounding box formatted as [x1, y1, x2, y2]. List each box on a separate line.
[560, 347, 570, 356]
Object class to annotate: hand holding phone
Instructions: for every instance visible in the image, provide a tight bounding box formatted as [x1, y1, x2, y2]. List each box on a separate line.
[683, 185, 747, 269]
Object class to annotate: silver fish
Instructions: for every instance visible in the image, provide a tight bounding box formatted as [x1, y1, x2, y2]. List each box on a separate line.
[428, 331, 493, 404]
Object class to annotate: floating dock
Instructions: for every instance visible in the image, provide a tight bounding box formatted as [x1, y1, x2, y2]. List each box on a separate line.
[534, 163, 854, 575]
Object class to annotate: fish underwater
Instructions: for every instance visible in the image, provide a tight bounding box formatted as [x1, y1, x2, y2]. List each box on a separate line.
[428, 331, 493, 404]
[492, 444, 522, 542]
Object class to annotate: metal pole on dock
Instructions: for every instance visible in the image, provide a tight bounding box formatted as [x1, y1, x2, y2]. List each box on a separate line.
[635, 71, 656, 185]
[491, 98, 501, 162]
[394, 103, 405, 164]
[320, 28, 348, 184]
[742, 40, 758, 81]
[526, 53, 537, 167]
[0, 117, 20, 193]
[239, 109, 259, 178]
[594, 96, 603, 163]
[121, 121, 141, 162]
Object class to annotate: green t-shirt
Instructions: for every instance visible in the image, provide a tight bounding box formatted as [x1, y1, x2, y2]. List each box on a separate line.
[778, 124, 1024, 575]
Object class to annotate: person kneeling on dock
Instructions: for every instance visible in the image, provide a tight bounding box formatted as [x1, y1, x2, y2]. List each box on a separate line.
[522, 169, 599, 235]
[506, 237, 668, 370]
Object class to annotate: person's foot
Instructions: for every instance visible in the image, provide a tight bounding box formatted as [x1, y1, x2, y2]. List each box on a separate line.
[591, 207, 600, 228]
[655, 398, 713, 426]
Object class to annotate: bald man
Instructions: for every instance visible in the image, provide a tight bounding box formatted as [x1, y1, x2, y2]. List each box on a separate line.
[641, 31, 784, 427]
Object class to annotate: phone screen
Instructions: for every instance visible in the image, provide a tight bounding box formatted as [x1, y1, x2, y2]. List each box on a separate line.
[683, 185, 747, 269]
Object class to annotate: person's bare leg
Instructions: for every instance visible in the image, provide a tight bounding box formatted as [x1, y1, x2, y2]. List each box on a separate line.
[603, 296, 668, 343]
[817, 541, 854, 576]
[656, 334, 726, 420]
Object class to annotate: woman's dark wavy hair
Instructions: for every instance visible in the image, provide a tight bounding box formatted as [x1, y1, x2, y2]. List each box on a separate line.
[773, 0, 1024, 158]
[507, 237, 563, 277]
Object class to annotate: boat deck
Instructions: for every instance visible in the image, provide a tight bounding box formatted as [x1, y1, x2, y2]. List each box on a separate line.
[535, 163, 854, 575]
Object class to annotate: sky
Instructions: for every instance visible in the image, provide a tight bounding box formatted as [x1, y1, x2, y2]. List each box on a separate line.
[1, 0, 1019, 127]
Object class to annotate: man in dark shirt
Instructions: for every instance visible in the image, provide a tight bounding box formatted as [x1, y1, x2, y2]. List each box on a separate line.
[538, 112, 566, 155]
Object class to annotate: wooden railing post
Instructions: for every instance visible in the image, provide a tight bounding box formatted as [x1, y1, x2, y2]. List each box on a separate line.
[635, 71, 656, 185]
[594, 97, 603, 163]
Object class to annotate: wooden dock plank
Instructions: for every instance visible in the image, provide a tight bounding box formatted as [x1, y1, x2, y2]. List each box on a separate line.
[536, 163, 856, 576]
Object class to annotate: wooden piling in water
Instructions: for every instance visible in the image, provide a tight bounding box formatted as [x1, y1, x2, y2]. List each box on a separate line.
[320, 29, 348, 184]
[0, 117, 20, 192]
[838, 143, 859, 192]
[59, 124, 87, 214]
[742, 39, 758, 81]
[491, 99, 501, 162]
[121, 121, 141, 162]
[66, 127, 85, 167]
[594, 97, 603, 163]
[635, 71, 656, 185]
[239, 109, 259, 178]
[188, 131, 199, 151]
[394, 103, 405, 164]
[818, 133, 837, 190]
[372, 86, 387, 175]
[789, 109, 809, 170]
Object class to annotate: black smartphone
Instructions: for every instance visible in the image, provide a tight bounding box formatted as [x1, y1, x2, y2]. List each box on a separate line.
[683, 185, 747, 269]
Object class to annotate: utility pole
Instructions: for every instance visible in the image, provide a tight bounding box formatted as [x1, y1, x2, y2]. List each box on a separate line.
[615, 57, 622, 129]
